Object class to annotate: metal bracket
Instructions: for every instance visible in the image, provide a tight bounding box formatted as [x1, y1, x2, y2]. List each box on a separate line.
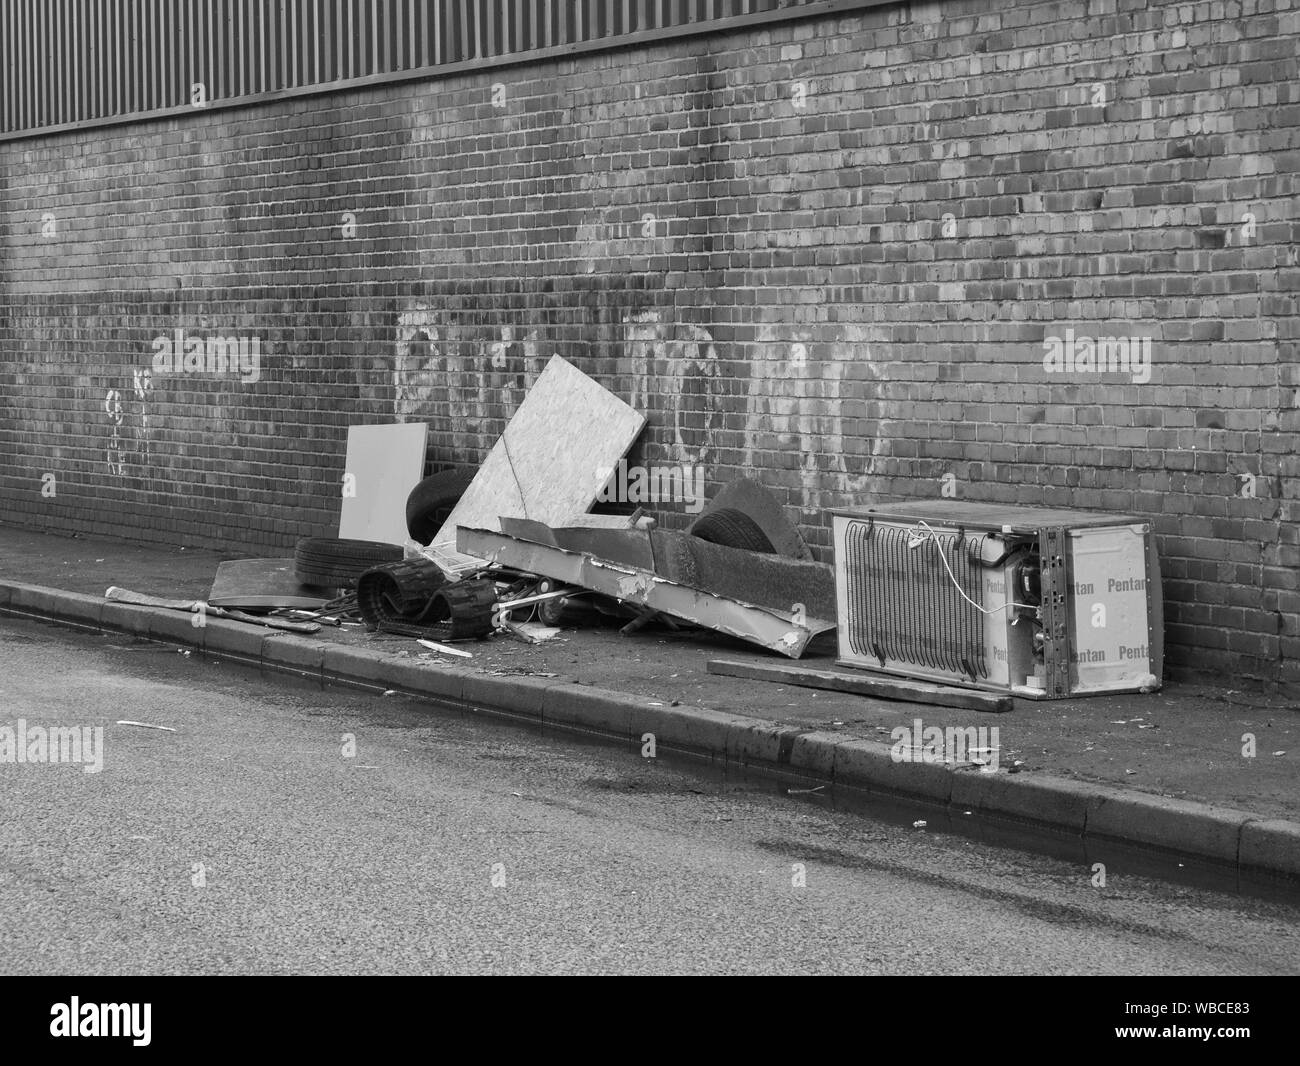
[1039, 527, 1070, 698]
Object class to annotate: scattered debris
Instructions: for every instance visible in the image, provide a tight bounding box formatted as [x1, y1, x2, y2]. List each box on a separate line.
[912, 820, 927, 829]
[357, 559, 447, 629]
[460, 526, 829, 658]
[417, 639, 473, 659]
[356, 563, 496, 641]
[499, 621, 561, 644]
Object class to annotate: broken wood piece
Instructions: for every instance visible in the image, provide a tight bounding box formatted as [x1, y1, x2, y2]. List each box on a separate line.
[705, 659, 1014, 713]
[105, 586, 194, 611]
[218, 608, 320, 633]
[104, 586, 321, 633]
[417, 639, 473, 658]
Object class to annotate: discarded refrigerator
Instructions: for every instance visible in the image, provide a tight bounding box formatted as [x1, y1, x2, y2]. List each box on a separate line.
[830, 501, 1163, 699]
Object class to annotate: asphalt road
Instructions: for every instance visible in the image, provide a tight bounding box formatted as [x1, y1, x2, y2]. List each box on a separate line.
[2, 616, 1298, 976]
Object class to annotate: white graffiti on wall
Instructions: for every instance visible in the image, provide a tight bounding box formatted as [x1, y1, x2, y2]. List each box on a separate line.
[392, 300, 888, 514]
[394, 302, 724, 467]
[103, 367, 152, 476]
[623, 310, 723, 466]
[394, 303, 547, 456]
[742, 322, 887, 516]
[104, 389, 126, 476]
[393, 303, 442, 422]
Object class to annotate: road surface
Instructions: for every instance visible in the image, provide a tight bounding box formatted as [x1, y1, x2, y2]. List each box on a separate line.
[1, 616, 1297, 975]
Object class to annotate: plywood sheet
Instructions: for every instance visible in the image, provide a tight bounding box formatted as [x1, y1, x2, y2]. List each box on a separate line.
[432, 355, 644, 551]
[338, 422, 429, 546]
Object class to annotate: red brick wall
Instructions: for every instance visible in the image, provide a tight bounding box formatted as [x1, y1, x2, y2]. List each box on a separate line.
[1, 0, 1298, 684]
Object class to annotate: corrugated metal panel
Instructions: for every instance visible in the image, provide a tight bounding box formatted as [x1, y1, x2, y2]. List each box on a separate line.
[0, 0, 854, 138]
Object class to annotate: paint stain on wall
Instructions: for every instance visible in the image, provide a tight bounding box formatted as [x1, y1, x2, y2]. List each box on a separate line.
[622, 309, 723, 465]
[394, 302, 548, 456]
[393, 299, 723, 469]
[742, 322, 887, 516]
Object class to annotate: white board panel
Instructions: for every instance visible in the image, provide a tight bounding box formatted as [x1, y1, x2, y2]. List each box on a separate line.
[338, 422, 429, 546]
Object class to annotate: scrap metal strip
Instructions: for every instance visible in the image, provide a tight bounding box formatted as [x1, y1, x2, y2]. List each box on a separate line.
[458, 526, 827, 658]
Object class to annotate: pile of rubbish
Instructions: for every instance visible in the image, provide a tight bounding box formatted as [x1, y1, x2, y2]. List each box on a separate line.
[106, 355, 835, 661]
[98, 356, 1163, 709]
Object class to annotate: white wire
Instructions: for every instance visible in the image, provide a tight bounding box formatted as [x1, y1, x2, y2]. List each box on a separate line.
[908, 520, 1041, 616]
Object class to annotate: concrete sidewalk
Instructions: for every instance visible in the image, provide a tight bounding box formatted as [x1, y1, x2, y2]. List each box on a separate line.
[1, 520, 1297, 884]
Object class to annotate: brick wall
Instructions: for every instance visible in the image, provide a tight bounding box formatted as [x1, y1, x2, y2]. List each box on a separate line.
[1, 0, 1298, 685]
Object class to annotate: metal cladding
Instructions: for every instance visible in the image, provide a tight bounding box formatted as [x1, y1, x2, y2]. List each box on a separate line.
[458, 525, 830, 659]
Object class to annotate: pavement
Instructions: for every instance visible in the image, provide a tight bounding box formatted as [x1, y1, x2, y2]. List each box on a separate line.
[1, 520, 1297, 887]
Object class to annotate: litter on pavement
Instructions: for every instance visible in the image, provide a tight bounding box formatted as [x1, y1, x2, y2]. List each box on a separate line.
[98, 359, 1166, 712]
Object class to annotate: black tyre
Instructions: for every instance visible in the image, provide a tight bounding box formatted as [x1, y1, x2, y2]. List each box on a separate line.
[534, 577, 598, 628]
[406, 467, 476, 545]
[294, 537, 404, 589]
[688, 508, 776, 554]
